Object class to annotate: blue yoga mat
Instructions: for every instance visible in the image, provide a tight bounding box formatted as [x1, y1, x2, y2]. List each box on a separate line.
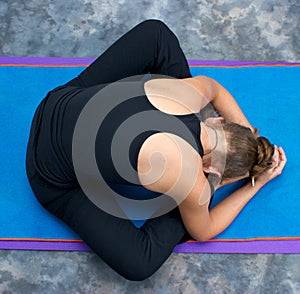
[0, 57, 299, 253]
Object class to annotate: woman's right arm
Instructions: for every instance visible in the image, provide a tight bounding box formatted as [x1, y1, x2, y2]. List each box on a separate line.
[179, 178, 263, 241]
[179, 146, 287, 241]
[138, 132, 287, 242]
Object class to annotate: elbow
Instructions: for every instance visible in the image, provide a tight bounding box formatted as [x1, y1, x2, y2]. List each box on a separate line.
[192, 231, 214, 242]
[195, 235, 211, 242]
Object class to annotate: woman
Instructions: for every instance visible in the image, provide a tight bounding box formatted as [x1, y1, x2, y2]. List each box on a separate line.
[26, 20, 286, 281]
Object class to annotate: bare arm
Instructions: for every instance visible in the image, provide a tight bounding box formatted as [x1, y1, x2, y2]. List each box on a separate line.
[188, 76, 254, 132]
[180, 180, 263, 241]
[139, 130, 287, 242]
[179, 147, 287, 241]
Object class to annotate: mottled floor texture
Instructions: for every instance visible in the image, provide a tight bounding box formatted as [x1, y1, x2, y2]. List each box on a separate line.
[1, 251, 299, 293]
[0, 0, 300, 293]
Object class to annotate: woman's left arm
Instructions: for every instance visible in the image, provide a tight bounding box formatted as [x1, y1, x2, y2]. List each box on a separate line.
[190, 76, 255, 132]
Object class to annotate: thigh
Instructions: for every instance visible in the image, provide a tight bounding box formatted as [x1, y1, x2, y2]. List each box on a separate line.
[30, 173, 187, 280]
[67, 20, 191, 88]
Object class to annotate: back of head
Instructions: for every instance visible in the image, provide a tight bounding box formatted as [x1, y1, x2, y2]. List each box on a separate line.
[221, 122, 274, 180]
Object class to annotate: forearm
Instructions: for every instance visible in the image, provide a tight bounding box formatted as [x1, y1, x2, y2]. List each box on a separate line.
[201, 181, 264, 241]
[179, 116, 286, 243]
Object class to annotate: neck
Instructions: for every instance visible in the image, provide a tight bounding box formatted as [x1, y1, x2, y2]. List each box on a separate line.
[200, 122, 218, 155]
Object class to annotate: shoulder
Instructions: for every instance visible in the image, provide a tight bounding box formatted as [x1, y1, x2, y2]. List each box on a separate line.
[144, 78, 205, 114]
[137, 132, 209, 205]
[183, 76, 217, 104]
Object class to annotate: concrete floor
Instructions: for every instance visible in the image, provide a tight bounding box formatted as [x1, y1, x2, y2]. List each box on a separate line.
[1, 0, 299, 293]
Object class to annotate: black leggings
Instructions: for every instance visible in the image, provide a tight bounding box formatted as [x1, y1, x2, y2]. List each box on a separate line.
[26, 20, 192, 281]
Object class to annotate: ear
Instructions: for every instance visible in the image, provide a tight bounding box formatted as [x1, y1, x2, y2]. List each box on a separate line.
[204, 116, 224, 125]
[203, 165, 222, 178]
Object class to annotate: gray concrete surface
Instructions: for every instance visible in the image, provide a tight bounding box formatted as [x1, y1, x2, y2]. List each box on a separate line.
[0, 0, 299, 293]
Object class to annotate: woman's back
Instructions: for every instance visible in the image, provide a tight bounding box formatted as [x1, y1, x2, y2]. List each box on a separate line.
[31, 79, 204, 189]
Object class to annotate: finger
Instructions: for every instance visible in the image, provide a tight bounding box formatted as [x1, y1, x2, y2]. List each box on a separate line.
[272, 148, 279, 166]
[272, 158, 280, 169]
[278, 147, 287, 162]
[274, 155, 287, 173]
[274, 158, 286, 170]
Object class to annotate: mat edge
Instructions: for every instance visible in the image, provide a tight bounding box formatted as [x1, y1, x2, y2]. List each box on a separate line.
[0, 56, 300, 67]
[1, 240, 299, 254]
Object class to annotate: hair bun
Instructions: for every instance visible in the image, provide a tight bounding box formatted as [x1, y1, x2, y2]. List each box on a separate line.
[250, 136, 274, 176]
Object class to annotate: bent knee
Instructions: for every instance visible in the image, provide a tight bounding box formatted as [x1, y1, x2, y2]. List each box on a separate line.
[118, 259, 161, 281]
[138, 19, 170, 32]
[121, 268, 156, 282]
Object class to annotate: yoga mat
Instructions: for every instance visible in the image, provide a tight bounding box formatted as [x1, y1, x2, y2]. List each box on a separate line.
[0, 57, 299, 253]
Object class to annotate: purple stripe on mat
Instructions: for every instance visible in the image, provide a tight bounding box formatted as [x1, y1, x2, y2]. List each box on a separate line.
[1, 240, 299, 253]
[188, 60, 300, 66]
[0, 56, 95, 65]
[0, 241, 92, 251]
[1, 56, 299, 66]
[173, 240, 300, 254]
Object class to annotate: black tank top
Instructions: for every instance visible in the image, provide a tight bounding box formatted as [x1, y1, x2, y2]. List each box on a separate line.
[95, 87, 204, 186]
[29, 81, 204, 191]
